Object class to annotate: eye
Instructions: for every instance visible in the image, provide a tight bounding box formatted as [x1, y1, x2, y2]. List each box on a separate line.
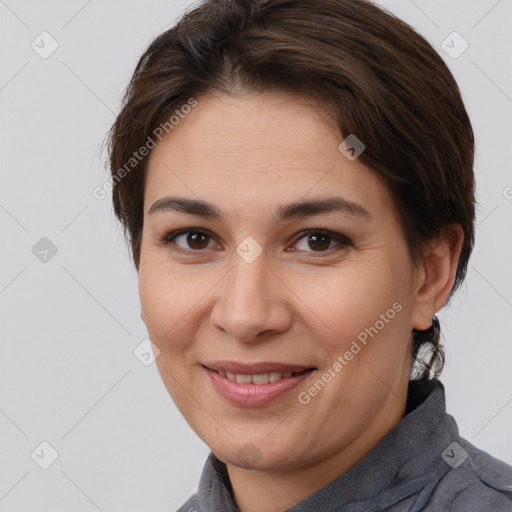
[291, 229, 352, 254]
[162, 229, 218, 252]
[160, 228, 351, 255]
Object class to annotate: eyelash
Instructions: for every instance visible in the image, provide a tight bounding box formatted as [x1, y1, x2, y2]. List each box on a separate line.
[158, 228, 352, 255]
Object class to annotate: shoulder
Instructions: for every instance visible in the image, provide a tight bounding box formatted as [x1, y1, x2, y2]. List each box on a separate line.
[425, 437, 512, 511]
[175, 493, 199, 512]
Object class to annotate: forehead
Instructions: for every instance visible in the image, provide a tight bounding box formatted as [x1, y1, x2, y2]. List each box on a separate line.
[144, 92, 393, 223]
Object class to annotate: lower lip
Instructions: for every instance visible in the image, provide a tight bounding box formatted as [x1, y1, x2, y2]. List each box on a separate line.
[203, 366, 314, 407]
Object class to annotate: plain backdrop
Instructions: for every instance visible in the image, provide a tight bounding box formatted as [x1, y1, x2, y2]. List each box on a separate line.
[0, 0, 511, 511]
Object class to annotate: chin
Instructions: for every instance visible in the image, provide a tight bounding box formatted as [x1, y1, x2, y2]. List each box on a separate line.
[206, 431, 309, 472]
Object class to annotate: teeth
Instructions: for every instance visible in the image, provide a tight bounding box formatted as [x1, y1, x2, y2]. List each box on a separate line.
[236, 374, 252, 383]
[252, 373, 269, 384]
[220, 370, 299, 384]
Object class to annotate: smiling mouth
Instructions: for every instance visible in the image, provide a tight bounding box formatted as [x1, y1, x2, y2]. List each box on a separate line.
[213, 368, 313, 384]
[202, 364, 317, 406]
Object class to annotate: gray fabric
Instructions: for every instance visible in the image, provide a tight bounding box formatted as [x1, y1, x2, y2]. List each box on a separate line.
[177, 379, 512, 511]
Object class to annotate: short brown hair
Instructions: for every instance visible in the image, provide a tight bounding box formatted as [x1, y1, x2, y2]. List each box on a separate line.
[105, 0, 476, 380]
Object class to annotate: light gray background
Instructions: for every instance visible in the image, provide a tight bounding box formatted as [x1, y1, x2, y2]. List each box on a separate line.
[0, 0, 511, 511]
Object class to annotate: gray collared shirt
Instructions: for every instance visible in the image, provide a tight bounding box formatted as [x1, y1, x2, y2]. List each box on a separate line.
[177, 379, 512, 511]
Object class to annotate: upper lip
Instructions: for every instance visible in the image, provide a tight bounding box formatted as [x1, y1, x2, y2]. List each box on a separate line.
[203, 361, 315, 374]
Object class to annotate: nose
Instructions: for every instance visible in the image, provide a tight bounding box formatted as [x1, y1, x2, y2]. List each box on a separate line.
[210, 248, 293, 344]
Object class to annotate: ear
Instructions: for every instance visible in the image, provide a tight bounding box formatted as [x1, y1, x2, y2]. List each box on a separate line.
[141, 311, 145, 323]
[410, 223, 464, 330]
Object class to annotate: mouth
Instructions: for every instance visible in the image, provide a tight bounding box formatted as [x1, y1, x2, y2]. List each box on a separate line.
[201, 362, 317, 407]
[204, 367, 313, 385]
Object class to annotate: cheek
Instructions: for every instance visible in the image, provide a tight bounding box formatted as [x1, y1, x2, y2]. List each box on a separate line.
[303, 259, 411, 374]
[307, 262, 397, 332]
[138, 254, 183, 343]
[138, 251, 214, 353]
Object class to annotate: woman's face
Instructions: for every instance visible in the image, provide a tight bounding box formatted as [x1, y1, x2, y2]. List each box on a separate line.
[139, 91, 424, 472]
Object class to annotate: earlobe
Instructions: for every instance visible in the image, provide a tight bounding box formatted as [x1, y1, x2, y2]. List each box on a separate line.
[410, 223, 464, 331]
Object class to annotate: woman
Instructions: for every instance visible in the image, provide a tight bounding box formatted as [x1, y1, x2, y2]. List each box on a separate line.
[106, 0, 512, 510]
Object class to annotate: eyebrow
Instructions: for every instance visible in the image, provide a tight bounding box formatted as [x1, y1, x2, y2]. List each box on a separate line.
[148, 196, 372, 221]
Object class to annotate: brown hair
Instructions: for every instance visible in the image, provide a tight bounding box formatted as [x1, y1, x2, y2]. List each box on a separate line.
[105, 0, 475, 380]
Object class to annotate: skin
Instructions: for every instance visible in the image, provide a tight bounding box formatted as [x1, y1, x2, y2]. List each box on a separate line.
[138, 91, 464, 512]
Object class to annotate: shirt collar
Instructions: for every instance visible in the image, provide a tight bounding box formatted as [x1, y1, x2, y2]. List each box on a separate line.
[196, 378, 457, 511]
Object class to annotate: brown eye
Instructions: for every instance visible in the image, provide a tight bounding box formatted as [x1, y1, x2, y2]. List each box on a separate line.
[185, 232, 211, 250]
[161, 228, 351, 255]
[306, 232, 330, 251]
[164, 230, 215, 251]
[292, 229, 351, 253]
